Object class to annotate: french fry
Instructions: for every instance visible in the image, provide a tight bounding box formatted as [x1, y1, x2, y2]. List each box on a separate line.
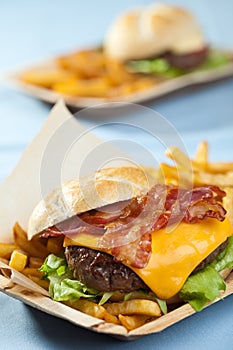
[159, 163, 178, 182]
[193, 141, 233, 174]
[13, 222, 48, 259]
[9, 250, 27, 272]
[118, 314, 152, 330]
[103, 311, 120, 325]
[223, 187, 233, 225]
[22, 267, 43, 278]
[165, 147, 193, 187]
[197, 162, 233, 174]
[0, 257, 9, 265]
[53, 77, 110, 98]
[46, 236, 64, 254]
[194, 171, 233, 187]
[64, 299, 106, 319]
[165, 146, 192, 171]
[21, 67, 74, 88]
[57, 50, 105, 78]
[0, 243, 17, 259]
[65, 300, 120, 325]
[105, 299, 161, 317]
[29, 257, 44, 268]
[193, 140, 209, 165]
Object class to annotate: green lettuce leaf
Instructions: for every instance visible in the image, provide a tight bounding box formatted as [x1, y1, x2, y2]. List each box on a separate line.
[127, 50, 230, 77]
[179, 236, 233, 311]
[127, 58, 183, 77]
[99, 292, 114, 306]
[154, 297, 167, 314]
[39, 254, 99, 302]
[198, 50, 230, 70]
[209, 236, 233, 272]
[179, 266, 226, 311]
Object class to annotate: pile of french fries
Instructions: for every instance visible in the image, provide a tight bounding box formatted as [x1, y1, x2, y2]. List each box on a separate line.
[1, 141, 233, 331]
[20, 49, 156, 99]
[158, 141, 233, 224]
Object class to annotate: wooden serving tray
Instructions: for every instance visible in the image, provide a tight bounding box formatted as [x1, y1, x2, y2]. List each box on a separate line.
[3, 50, 233, 109]
[0, 264, 232, 340]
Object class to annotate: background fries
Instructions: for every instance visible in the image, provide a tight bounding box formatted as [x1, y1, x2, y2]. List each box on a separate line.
[20, 49, 156, 99]
[1, 140, 233, 331]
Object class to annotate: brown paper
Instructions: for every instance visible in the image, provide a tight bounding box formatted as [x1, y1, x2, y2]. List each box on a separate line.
[0, 101, 233, 339]
[2, 50, 233, 108]
[0, 260, 49, 296]
[0, 100, 130, 242]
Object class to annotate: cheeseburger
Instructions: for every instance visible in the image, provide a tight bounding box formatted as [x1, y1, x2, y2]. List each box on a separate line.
[104, 4, 226, 75]
[28, 167, 233, 314]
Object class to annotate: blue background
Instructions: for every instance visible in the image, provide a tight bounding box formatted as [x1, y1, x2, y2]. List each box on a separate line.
[0, 1, 233, 349]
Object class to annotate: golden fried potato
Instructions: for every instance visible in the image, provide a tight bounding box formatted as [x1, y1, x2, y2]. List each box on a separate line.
[0, 243, 17, 259]
[46, 236, 64, 254]
[53, 77, 110, 98]
[13, 222, 48, 259]
[105, 299, 161, 317]
[65, 299, 106, 319]
[119, 314, 152, 330]
[21, 67, 74, 88]
[9, 250, 27, 271]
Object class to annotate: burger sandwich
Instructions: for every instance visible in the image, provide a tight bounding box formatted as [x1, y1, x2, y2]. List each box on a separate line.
[104, 4, 230, 76]
[27, 167, 233, 317]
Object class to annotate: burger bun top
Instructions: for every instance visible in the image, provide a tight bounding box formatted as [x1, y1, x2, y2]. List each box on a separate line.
[104, 3, 205, 60]
[27, 166, 156, 240]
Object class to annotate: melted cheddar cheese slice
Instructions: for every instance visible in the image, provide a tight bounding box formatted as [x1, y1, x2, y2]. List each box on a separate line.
[131, 218, 232, 299]
[64, 218, 232, 300]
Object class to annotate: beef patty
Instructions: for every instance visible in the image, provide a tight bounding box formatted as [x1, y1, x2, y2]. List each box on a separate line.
[65, 246, 147, 292]
[65, 239, 229, 293]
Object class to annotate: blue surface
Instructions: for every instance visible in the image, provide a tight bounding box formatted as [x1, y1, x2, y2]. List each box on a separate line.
[0, 1, 233, 349]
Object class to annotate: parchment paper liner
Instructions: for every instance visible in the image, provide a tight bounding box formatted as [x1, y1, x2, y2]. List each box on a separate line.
[2, 49, 233, 108]
[0, 100, 232, 340]
[0, 259, 232, 340]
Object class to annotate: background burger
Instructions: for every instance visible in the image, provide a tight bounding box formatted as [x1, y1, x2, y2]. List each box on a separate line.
[27, 167, 233, 314]
[104, 4, 229, 76]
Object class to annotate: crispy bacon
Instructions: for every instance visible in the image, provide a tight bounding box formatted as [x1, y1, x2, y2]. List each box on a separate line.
[111, 233, 152, 269]
[97, 185, 226, 268]
[42, 184, 226, 269]
[42, 215, 105, 238]
[42, 201, 130, 238]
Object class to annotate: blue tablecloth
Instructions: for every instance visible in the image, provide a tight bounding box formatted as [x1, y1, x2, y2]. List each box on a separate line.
[0, 1, 233, 349]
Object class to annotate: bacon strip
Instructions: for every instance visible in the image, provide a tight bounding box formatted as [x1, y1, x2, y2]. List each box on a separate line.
[42, 201, 130, 238]
[42, 184, 226, 269]
[97, 185, 226, 268]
